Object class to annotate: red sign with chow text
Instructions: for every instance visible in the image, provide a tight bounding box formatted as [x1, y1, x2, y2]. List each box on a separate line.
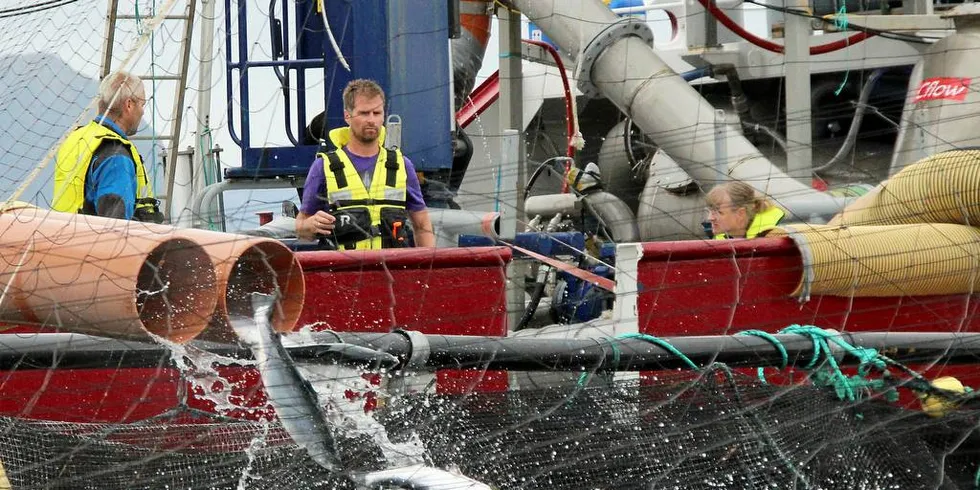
[914, 77, 971, 103]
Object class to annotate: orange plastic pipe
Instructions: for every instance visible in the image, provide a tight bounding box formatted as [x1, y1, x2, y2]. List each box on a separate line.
[179, 230, 305, 342]
[0, 206, 218, 343]
[4, 206, 306, 341]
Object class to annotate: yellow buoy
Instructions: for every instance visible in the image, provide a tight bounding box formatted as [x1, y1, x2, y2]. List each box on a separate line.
[918, 376, 966, 418]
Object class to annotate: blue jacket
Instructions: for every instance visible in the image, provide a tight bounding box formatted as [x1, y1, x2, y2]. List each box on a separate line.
[84, 118, 139, 219]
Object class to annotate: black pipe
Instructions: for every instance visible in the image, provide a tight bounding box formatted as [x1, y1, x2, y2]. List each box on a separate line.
[3, 332, 979, 373]
[0, 333, 393, 372]
[331, 331, 980, 372]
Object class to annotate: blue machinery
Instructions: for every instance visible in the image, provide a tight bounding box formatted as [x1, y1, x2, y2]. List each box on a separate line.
[196, 0, 616, 324]
[195, 0, 458, 220]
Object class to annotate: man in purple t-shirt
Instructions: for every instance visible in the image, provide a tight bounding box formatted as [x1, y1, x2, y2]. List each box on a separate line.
[295, 79, 434, 248]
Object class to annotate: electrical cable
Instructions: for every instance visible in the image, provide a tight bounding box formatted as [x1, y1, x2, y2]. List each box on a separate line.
[319, 0, 350, 72]
[0, 0, 80, 18]
[524, 156, 574, 202]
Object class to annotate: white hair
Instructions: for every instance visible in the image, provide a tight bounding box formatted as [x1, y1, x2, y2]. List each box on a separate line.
[97, 71, 144, 117]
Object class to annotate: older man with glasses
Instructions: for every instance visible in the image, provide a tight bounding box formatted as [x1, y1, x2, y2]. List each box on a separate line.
[52, 70, 163, 223]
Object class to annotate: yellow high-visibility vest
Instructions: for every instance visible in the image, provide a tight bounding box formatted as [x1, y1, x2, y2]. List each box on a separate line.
[52, 121, 154, 217]
[319, 126, 408, 249]
[713, 206, 785, 239]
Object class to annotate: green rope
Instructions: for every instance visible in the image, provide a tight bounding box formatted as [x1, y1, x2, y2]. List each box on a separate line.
[833, 4, 850, 96]
[134, 1, 144, 35]
[573, 325, 966, 408]
[777, 325, 896, 402]
[576, 333, 696, 386]
[737, 329, 787, 384]
[576, 337, 621, 386]
[618, 333, 699, 370]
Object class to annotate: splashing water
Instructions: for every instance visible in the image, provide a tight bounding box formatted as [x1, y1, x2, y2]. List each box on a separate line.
[150, 333, 259, 415]
[295, 362, 428, 468]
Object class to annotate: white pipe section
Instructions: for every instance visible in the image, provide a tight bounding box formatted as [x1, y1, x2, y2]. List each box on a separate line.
[428, 208, 499, 248]
[510, 0, 849, 218]
[525, 193, 581, 218]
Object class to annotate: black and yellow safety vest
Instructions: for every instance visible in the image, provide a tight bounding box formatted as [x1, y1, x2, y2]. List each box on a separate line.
[713, 206, 785, 239]
[319, 126, 410, 250]
[52, 120, 156, 219]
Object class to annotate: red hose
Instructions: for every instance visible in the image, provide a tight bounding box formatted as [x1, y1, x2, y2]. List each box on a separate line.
[695, 0, 873, 55]
[522, 39, 577, 158]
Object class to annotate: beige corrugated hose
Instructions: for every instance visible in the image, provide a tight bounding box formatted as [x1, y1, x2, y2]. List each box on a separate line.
[830, 149, 980, 226]
[775, 150, 980, 298]
[771, 223, 980, 298]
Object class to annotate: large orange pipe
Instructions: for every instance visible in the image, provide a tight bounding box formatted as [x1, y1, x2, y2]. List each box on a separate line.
[3, 206, 305, 341]
[179, 230, 305, 342]
[0, 206, 218, 343]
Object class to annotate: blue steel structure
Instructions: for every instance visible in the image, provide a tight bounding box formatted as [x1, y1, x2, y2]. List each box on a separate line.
[222, 0, 454, 200]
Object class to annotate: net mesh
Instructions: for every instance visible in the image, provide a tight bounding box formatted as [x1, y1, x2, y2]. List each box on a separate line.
[0, 2, 976, 490]
[0, 369, 975, 489]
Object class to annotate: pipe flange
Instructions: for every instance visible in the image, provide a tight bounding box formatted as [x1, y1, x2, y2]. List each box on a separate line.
[576, 17, 655, 99]
[395, 329, 430, 371]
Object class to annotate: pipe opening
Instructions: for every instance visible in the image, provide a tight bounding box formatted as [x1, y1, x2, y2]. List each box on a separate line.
[136, 238, 218, 343]
[224, 242, 304, 333]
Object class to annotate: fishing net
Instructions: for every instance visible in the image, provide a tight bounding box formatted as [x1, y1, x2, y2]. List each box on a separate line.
[0, 367, 976, 489]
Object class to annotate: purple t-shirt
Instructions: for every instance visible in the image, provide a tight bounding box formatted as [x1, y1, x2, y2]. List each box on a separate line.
[300, 149, 426, 215]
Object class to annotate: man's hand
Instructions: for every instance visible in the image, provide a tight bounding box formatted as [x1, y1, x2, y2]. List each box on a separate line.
[295, 210, 336, 241]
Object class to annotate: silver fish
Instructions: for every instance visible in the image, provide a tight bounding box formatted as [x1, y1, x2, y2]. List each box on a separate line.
[357, 464, 494, 489]
[240, 295, 493, 489]
[232, 293, 340, 472]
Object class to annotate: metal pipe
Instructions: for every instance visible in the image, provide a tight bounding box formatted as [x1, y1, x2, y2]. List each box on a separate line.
[223, 0, 241, 146]
[510, 0, 850, 218]
[428, 208, 499, 247]
[237, 2, 251, 149]
[582, 191, 640, 242]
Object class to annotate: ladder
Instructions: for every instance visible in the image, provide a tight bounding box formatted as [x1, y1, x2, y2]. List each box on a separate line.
[99, 0, 197, 221]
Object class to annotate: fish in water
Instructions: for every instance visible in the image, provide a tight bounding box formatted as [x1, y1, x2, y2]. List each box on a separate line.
[233, 293, 340, 472]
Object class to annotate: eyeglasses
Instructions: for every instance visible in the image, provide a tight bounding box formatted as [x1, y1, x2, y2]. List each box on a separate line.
[131, 96, 147, 107]
[705, 204, 742, 216]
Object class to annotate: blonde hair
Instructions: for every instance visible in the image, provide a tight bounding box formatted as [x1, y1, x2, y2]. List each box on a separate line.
[706, 181, 774, 224]
[98, 71, 143, 118]
[342, 79, 385, 113]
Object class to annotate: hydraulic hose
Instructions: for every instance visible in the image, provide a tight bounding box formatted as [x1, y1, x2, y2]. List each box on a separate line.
[813, 68, 887, 174]
[522, 39, 578, 157]
[713, 63, 789, 153]
[524, 156, 574, 201]
[695, 0, 874, 55]
[515, 267, 551, 331]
